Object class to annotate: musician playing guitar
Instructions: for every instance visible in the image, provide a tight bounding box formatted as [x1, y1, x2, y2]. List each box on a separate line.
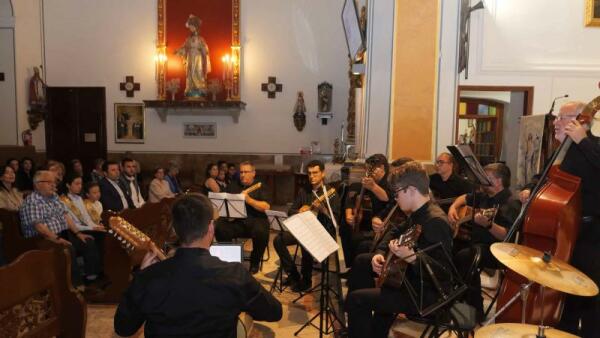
[214, 161, 271, 274]
[448, 162, 521, 322]
[429, 152, 473, 212]
[273, 160, 340, 292]
[344, 161, 453, 338]
[114, 194, 282, 337]
[343, 153, 391, 266]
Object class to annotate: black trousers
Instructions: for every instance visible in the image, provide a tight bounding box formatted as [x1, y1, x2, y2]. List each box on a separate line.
[558, 239, 600, 337]
[345, 253, 431, 338]
[454, 243, 497, 319]
[273, 231, 313, 280]
[214, 217, 269, 267]
[58, 230, 101, 286]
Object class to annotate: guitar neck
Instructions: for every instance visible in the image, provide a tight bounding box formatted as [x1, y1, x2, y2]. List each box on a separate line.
[242, 182, 262, 194]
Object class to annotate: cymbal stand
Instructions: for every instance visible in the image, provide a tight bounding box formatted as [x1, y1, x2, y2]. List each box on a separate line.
[483, 280, 534, 326]
[536, 284, 547, 338]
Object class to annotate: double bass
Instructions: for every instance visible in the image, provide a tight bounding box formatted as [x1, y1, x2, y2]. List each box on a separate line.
[495, 97, 600, 326]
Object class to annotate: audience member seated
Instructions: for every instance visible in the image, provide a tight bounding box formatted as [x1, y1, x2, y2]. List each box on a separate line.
[0, 164, 23, 211]
[228, 162, 239, 183]
[217, 169, 228, 191]
[16, 157, 35, 192]
[99, 161, 133, 212]
[90, 158, 105, 183]
[215, 161, 271, 274]
[70, 158, 84, 178]
[19, 170, 101, 287]
[84, 182, 103, 225]
[119, 157, 145, 208]
[165, 163, 182, 194]
[47, 160, 67, 195]
[218, 161, 229, 184]
[149, 167, 176, 203]
[114, 194, 282, 337]
[204, 163, 221, 193]
[6, 158, 19, 173]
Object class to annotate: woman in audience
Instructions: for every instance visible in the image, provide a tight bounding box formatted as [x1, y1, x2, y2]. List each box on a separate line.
[165, 163, 183, 194]
[149, 167, 175, 203]
[6, 158, 19, 173]
[60, 174, 105, 232]
[204, 163, 221, 193]
[90, 158, 105, 183]
[218, 161, 229, 183]
[70, 159, 84, 177]
[0, 165, 23, 210]
[84, 182, 103, 226]
[216, 169, 228, 191]
[16, 157, 35, 191]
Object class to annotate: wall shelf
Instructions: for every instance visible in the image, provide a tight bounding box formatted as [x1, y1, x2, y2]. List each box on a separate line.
[143, 100, 246, 123]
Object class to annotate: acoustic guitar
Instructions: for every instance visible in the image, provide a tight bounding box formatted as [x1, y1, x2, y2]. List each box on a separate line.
[452, 206, 498, 240]
[308, 187, 336, 216]
[376, 224, 422, 289]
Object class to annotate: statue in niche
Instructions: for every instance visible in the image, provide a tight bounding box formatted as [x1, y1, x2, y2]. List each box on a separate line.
[318, 82, 332, 112]
[175, 14, 211, 100]
[293, 91, 307, 132]
[27, 66, 47, 130]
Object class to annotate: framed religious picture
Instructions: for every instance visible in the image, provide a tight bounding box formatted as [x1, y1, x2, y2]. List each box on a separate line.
[183, 122, 217, 138]
[115, 103, 145, 143]
[585, 0, 600, 26]
[157, 0, 241, 101]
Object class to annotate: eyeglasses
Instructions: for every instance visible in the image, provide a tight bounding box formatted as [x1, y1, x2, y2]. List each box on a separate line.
[395, 186, 410, 197]
[435, 160, 451, 165]
[555, 115, 578, 121]
[239, 170, 254, 174]
[37, 180, 56, 185]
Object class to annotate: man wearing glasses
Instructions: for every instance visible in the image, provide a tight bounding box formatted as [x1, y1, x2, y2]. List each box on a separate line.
[214, 161, 270, 274]
[19, 170, 102, 288]
[429, 152, 472, 212]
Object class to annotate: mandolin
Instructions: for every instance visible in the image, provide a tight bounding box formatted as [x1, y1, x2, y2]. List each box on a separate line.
[241, 182, 262, 195]
[376, 224, 422, 289]
[308, 187, 336, 216]
[108, 216, 167, 261]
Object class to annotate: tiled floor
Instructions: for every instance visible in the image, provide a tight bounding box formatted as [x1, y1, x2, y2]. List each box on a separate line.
[86, 232, 497, 337]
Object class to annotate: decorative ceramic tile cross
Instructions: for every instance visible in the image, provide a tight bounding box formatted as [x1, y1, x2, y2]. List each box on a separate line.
[120, 76, 140, 97]
[261, 76, 282, 99]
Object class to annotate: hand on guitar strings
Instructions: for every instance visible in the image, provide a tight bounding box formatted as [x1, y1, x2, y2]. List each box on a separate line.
[372, 217, 384, 233]
[389, 239, 416, 264]
[140, 250, 160, 270]
[371, 254, 385, 275]
[362, 176, 376, 190]
[447, 207, 460, 224]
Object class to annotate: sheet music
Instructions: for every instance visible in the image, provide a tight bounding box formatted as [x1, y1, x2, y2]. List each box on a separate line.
[283, 211, 339, 263]
[265, 210, 288, 231]
[208, 192, 247, 218]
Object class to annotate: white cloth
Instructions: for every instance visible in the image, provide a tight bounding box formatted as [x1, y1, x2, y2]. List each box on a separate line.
[125, 176, 145, 208]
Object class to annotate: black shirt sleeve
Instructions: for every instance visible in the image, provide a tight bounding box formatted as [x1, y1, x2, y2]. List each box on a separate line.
[114, 274, 147, 336]
[241, 268, 283, 321]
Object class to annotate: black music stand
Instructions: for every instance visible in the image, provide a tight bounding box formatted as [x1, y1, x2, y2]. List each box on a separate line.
[266, 210, 294, 293]
[447, 144, 492, 187]
[208, 193, 247, 219]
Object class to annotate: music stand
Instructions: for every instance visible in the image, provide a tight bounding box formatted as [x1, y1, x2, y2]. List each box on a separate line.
[208, 192, 247, 218]
[266, 210, 292, 293]
[447, 144, 492, 187]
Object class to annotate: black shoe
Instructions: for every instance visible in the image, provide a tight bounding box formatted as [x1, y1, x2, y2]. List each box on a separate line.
[250, 264, 260, 275]
[292, 278, 312, 292]
[339, 268, 352, 280]
[283, 274, 300, 286]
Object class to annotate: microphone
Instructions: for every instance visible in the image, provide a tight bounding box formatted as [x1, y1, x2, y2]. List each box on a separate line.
[548, 94, 569, 115]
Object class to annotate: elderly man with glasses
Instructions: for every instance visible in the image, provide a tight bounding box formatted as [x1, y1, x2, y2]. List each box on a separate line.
[19, 170, 102, 288]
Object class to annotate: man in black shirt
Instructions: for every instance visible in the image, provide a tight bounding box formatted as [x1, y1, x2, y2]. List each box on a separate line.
[345, 161, 453, 338]
[114, 194, 282, 337]
[448, 162, 521, 321]
[273, 160, 340, 292]
[215, 161, 271, 274]
[429, 152, 473, 212]
[343, 154, 391, 265]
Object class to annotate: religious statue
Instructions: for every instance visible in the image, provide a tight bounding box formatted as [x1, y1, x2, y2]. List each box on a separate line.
[27, 66, 47, 130]
[318, 82, 332, 112]
[293, 91, 307, 132]
[175, 14, 211, 100]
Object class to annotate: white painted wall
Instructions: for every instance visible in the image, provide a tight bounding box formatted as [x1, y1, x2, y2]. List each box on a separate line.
[0, 0, 17, 145]
[34, 0, 349, 154]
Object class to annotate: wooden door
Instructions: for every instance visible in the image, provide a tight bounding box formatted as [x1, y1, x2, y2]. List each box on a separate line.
[45, 87, 107, 172]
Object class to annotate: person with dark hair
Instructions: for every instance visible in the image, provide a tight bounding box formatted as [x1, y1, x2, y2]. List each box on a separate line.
[6, 158, 19, 173]
[149, 167, 176, 203]
[448, 162, 521, 321]
[84, 182, 103, 226]
[70, 159, 84, 177]
[342, 153, 391, 265]
[165, 163, 183, 194]
[99, 161, 133, 212]
[0, 165, 23, 210]
[16, 157, 35, 191]
[119, 158, 145, 208]
[227, 163, 239, 183]
[204, 163, 221, 193]
[429, 152, 473, 212]
[90, 158, 105, 183]
[214, 161, 271, 274]
[273, 159, 340, 292]
[344, 161, 453, 338]
[114, 194, 282, 337]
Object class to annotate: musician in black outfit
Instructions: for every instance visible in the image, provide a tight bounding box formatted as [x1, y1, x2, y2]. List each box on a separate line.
[526, 101, 600, 338]
[429, 152, 473, 212]
[345, 161, 453, 338]
[448, 162, 521, 321]
[214, 161, 270, 274]
[273, 160, 340, 292]
[114, 194, 282, 337]
[343, 153, 391, 265]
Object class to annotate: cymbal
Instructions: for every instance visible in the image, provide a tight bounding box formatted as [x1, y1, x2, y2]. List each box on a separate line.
[475, 323, 578, 338]
[490, 243, 598, 297]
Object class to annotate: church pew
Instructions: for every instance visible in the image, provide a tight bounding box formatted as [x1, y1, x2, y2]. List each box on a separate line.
[0, 209, 48, 264]
[0, 248, 86, 338]
[95, 197, 176, 303]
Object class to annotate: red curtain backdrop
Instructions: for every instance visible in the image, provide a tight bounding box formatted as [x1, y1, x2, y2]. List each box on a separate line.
[166, 0, 233, 99]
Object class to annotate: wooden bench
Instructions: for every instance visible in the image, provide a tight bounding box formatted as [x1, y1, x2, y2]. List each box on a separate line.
[0, 209, 48, 264]
[0, 248, 86, 338]
[96, 198, 176, 303]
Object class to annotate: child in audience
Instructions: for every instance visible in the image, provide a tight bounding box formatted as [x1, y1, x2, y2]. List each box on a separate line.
[84, 182, 103, 225]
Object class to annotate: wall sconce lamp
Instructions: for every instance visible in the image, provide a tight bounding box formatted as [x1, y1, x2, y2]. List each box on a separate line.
[155, 45, 168, 99]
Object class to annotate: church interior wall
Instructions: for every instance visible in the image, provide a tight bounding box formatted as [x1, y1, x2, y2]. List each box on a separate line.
[0, 0, 17, 145]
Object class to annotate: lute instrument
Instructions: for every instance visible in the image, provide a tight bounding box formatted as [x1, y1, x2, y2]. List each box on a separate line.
[241, 182, 262, 195]
[452, 206, 498, 240]
[376, 224, 422, 289]
[369, 204, 407, 252]
[108, 216, 167, 261]
[351, 166, 373, 232]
